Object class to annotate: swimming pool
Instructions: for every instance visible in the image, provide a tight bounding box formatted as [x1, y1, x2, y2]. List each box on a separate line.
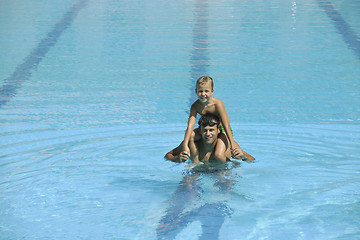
[1, 0, 359, 239]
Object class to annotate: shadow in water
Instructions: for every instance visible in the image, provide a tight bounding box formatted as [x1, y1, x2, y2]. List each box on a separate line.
[156, 164, 244, 240]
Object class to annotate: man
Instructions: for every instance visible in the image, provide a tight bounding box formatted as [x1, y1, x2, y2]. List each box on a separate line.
[165, 113, 254, 164]
[160, 114, 254, 238]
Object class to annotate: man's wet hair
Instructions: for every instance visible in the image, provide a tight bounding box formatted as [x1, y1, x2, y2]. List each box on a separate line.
[198, 113, 220, 128]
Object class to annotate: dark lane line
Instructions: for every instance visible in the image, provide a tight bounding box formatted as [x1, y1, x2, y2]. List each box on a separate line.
[0, 0, 88, 107]
[189, 0, 210, 105]
[317, 0, 360, 60]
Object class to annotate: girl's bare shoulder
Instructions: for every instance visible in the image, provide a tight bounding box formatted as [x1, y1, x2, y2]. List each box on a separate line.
[212, 97, 224, 107]
[211, 96, 222, 102]
[191, 100, 203, 113]
[191, 99, 201, 108]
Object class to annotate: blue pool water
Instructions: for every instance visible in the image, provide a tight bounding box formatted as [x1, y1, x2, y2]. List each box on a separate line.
[1, 0, 359, 239]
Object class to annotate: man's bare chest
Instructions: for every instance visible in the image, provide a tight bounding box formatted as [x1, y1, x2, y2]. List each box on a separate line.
[199, 150, 214, 162]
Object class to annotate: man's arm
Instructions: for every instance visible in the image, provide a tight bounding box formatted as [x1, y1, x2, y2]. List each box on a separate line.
[216, 132, 255, 161]
[214, 133, 231, 162]
[164, 142, 190, 163]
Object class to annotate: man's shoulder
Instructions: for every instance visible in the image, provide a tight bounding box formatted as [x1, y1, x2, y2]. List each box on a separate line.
[217, 132, 230, 146]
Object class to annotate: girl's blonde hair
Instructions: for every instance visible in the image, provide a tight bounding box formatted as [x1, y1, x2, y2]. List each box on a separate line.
[196, 76, 213, 90]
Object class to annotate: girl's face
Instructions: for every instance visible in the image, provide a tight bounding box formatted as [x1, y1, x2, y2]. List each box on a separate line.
[196, 82, 214, 103]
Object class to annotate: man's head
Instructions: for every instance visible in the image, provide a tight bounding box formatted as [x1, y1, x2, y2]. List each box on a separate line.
[198, 114, 220, 145]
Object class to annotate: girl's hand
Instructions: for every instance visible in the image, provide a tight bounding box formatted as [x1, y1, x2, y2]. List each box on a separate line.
[231, 147, 255, 161]
[180, 147, 191, 162]
[231, 146, 245, 160]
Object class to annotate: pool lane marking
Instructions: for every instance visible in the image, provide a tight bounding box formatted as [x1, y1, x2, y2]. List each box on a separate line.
[0, 0, 88, 107]
[189, 0, 210, 105]
[317, 0, 360, 60]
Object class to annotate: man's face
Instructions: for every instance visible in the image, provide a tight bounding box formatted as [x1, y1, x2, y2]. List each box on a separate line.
[200, 123, 219, 145]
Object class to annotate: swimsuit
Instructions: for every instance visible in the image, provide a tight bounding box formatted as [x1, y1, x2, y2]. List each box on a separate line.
[221, 125, 233, 134]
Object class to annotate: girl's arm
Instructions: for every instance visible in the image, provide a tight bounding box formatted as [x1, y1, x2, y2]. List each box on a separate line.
[182, 105, 197, 154]
[216, 100, 244, 157]
[216, 101, 234, 145]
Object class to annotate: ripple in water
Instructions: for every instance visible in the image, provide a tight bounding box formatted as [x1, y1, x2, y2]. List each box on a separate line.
[0, 123, 359, 239]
